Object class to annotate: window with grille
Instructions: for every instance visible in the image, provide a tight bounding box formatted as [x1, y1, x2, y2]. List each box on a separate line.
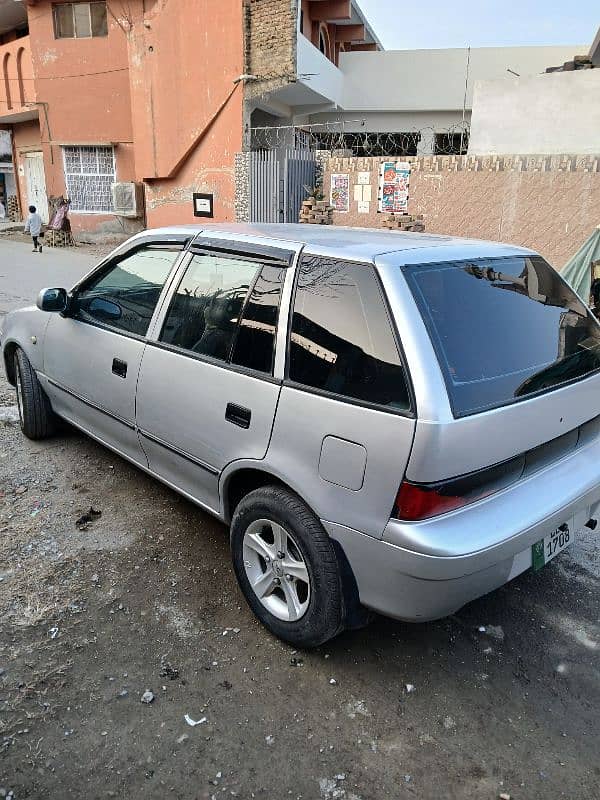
[53, 2, 108, 39]
[63, 146, 115, 213]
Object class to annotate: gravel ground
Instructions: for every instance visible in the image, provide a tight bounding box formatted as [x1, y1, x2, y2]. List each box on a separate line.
[0, 241, 599, 800]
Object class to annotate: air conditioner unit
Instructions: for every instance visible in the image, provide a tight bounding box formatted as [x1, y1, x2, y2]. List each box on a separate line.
[111, 182, 144, 218]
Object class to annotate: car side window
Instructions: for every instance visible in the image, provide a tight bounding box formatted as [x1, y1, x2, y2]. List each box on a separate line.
[75, 247, 180, 337]
[230, 265, 285, 374]
[289, 254, 411, 411]
[159, 253, 284, 374]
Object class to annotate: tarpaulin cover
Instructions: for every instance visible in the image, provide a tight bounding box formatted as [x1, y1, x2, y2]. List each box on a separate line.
[561, 225, 600, 301]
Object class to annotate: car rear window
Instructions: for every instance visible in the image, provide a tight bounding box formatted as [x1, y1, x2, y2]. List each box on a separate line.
[402, 255, 600, 417]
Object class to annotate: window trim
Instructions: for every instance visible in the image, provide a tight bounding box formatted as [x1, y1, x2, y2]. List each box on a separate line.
[284, 254, 416, 418]
[53, 2, 108, 39]
[145, 339, 283, 386]
[153, 246, 291, 380]
[62, 144, 115, 214]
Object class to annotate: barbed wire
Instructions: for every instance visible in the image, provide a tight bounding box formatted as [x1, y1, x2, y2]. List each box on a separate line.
[249, 120, 470, 157]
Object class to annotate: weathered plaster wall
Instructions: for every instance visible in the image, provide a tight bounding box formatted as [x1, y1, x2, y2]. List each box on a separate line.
[25, 0, 135, 233]
[324, 154, 600, 268]
[128, 0, 244, 228]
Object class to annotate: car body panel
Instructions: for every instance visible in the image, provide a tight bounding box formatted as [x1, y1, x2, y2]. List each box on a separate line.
[266, 386, 416, 539]
[136, 344, 283, 511]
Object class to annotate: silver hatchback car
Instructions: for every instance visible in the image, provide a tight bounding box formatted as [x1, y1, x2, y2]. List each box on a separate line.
[3, 224, 600, 646]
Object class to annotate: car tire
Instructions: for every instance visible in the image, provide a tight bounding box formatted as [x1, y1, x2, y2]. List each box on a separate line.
[14, 348, 58, 440]
[231, 485, 345, 648]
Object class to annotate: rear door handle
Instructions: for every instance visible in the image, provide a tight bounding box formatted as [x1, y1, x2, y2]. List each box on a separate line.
[112, 358, 128, 378]
[225, 403, 251, 429]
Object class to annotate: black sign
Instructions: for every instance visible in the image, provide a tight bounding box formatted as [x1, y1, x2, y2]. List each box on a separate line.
[193, 193, 214, 218]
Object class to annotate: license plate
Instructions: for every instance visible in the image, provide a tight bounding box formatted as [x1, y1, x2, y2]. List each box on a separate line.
[532, 523, 573, 572]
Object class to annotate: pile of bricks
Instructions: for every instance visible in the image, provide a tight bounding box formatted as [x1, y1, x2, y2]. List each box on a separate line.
[380, 213, 425, 232]
[6, 195, 20, 222]
[45, 229, 75, 248]
[299, 197, 334, 225]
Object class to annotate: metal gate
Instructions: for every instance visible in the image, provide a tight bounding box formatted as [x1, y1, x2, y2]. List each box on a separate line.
[250, 149, 316, 224]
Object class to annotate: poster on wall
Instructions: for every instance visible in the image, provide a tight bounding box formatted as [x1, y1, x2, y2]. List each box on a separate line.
[378, 161, 411, 214]
[330, 173, 350, 213]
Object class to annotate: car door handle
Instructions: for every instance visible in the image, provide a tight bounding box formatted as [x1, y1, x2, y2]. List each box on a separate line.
[225, 403, 251, 429]
[112, 358, 128, 379]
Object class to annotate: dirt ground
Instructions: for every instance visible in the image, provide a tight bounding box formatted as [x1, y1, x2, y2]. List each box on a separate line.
[0, 241, 599, 799]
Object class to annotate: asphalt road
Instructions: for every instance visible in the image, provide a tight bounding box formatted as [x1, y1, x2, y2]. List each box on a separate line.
[0, 239, 599, 800]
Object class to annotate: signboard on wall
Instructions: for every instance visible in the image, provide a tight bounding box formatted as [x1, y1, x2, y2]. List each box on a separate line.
[330, 173, 350, 213]
[378, 161, 411, 214]
[193, 192, 214, 218]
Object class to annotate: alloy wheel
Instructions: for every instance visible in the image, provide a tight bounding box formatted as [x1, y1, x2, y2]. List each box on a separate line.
[242, 518, 311, 622]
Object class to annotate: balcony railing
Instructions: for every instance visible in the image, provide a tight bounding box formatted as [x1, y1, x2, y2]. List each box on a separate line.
[0, 35, 36, 120]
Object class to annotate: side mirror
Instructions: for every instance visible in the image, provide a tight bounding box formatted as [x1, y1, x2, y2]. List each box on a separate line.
[36, 287, 68, 313]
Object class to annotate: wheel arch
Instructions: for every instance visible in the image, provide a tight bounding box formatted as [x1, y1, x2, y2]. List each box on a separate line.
[3, 340, 18, 385]
[221, 463, 315, 526]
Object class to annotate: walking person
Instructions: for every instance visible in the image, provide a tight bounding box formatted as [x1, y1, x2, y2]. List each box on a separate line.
[24, 205, 43, 253]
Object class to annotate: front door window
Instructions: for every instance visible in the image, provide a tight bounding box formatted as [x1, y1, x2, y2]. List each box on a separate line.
[74, 247, 181, 337]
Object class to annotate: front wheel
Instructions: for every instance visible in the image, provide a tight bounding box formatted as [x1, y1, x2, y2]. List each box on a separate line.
[14, 348, 58, 440]
[231, 486, 345, 647]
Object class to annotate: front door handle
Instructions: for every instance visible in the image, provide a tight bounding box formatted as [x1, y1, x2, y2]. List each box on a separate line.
[112, 358, 127, 378]
[225, 403, 251, 429]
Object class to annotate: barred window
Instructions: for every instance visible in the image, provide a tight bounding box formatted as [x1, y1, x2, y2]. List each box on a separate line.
[53, 3, 108, 39]
[63, 146, 115, 213]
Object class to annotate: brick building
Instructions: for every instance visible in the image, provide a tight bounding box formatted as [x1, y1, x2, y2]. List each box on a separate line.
[0, 0, 378, 235]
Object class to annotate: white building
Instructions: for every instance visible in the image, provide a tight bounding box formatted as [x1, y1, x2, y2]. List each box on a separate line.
[250, 1, 591, 156]
[468, 33, 600, 155]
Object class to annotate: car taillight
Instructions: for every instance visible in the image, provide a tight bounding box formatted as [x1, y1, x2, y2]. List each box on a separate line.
[393, 456, 526, 522]
[393, 481, 469, 521]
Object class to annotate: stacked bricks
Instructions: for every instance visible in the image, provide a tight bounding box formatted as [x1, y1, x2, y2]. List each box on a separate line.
[381, 214, 425, 232]
[45, 229, 75, 248]
[299, 197, 334, 224]
[7, 195, 20, 222]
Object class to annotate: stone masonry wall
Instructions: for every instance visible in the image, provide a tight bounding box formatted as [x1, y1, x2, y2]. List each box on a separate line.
[234, 151, 250, 222]
[243, 0, 297, 101]
[324, 154, 600, 268]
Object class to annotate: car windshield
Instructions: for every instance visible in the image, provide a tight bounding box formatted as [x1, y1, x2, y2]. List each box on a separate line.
[402, 255, 600, 417]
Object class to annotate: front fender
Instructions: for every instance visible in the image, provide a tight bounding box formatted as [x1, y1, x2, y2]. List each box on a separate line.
[1, 305, 52, 384]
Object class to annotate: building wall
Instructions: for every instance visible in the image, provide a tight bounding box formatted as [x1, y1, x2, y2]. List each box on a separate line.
[25, 0, 135, 233]
[337, 45, 587, 112]
[323, 154, 600, 268]
[469, 70, 600, 155]
[244, 0, 297, 102]
[128, 0, 244, 228]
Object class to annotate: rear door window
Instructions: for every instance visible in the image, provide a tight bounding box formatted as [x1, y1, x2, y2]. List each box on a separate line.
[403, 255, 600, 416]
[288, 254, 411, 411]
[159, 253, 284, 374]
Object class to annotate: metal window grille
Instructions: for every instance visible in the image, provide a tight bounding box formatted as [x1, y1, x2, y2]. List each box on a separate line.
[63, 145, 115, 213]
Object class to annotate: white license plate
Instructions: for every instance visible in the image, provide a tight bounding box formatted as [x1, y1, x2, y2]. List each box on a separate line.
[532, 523, 574, 572]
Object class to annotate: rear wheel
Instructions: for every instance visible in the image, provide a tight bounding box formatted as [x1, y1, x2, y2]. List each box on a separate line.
[14, 348, 57, 440]
[231, 486, 345, 647]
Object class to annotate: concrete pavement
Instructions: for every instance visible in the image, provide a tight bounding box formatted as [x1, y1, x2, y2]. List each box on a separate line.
[0, 237, 99, 317]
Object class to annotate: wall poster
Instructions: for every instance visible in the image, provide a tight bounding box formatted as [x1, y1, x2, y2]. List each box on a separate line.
[330, 173, 350, 212]
[378, 161, 411, 214]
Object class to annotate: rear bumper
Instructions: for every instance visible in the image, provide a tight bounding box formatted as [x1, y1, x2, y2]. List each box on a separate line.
[323, 435, 600, 621]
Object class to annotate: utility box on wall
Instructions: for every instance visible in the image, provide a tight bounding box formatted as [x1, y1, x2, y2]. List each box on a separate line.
[112, 182, 144, 218]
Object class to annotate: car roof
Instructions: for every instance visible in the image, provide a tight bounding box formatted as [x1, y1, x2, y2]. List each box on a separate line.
[138, 223, 537, 264]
